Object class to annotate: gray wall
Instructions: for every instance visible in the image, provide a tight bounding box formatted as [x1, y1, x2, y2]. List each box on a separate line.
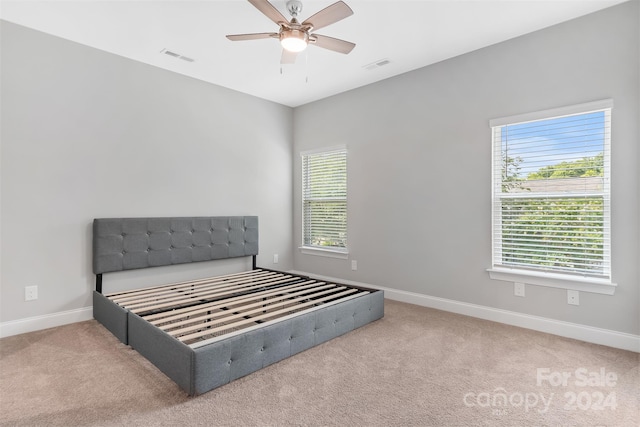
[1, 2, 638, 337]
[1, 21, 294, 322]
[293, 2, 639, 334]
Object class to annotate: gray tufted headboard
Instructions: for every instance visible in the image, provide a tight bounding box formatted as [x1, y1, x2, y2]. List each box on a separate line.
[93, 216, 258, 291]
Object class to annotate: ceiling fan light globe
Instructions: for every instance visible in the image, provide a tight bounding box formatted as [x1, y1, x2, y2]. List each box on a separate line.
[280, 29, 308, 52]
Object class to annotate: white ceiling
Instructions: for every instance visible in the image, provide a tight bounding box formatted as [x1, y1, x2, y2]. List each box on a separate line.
[0, 0, 626, 107]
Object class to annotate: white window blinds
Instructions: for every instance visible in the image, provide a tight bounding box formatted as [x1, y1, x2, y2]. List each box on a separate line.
[302, 148, 347, 250]
[491, 101, 612, 279]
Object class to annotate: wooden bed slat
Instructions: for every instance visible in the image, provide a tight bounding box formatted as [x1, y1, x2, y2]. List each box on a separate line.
[158, 283, 335, 332]
[111, 271, 281, 306]
[108, 270, 275, 302]
[189, 291, 374, 349]
[146, 280, 323, 325]
[177, 288, 361, 342]
[128, 276, 300, 314]
[105, 269, 267, 299]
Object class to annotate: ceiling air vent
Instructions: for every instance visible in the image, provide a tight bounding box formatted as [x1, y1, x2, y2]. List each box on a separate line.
[363, 58, 391, 71]
[160, 48, 195, 63]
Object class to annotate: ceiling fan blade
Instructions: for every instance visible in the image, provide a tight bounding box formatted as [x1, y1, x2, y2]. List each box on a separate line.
[247, 0, 288, 25]
[281, 49, 299, 64]
[311, 34, 355, 54]
[302, 1, 353, 32]
[226, 32, 277, 41]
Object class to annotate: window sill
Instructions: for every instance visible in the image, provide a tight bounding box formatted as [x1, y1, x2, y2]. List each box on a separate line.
[299, 246, 349, 259]
[487, 267, 616, 295]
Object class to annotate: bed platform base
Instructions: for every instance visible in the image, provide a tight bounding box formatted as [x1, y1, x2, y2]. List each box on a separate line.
[92, 216, 384, 395]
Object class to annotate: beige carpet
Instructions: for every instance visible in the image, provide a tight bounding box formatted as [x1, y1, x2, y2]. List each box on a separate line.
[0, 299, 638, 426]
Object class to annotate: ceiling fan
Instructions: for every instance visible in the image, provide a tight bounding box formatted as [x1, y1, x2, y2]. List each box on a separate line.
[226, 0, 356, 64]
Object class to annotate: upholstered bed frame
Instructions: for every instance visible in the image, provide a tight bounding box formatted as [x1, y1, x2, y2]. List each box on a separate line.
[92, 216, 384, 395]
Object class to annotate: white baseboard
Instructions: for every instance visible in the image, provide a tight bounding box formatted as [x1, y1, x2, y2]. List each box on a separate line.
[0, 307, 93, 339]
[290, 270, 640, 353]
[3, 274, 639, 353]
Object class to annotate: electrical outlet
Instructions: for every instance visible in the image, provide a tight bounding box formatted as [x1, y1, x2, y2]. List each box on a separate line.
[514, 282, 525, 297]
[273, 254, 279, 264]
[25, 286, 38, 301]
[568, 290, 580, 306]
[351, 260, 357, 271]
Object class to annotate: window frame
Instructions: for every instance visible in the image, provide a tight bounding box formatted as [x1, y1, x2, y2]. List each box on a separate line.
[487, 100, 616, 295]
[300, 146, 348, 258]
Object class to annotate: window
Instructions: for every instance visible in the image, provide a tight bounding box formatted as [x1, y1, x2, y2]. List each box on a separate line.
[301, 147, 347, 255]
[489, 100, 615, 294]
